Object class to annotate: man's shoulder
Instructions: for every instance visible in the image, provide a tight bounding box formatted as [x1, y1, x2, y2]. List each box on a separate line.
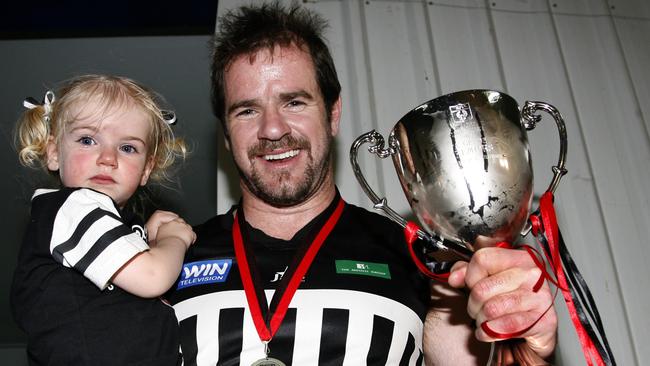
[339, 201, 407, 244]
[343, 201, 402, 228]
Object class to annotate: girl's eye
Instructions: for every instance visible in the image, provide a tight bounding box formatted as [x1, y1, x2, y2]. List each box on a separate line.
[120, 145, 138, 154]
[78, 136, 95, 146]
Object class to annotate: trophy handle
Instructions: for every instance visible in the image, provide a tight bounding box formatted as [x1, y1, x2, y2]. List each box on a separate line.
[520, 101, 569, 237]
[350, 130, 468, 257]
[350, 131, 415, 229]
[521, 101, 568, 194]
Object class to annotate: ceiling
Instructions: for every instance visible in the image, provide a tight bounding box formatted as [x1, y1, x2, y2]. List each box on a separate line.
[0, 0, 218, 39]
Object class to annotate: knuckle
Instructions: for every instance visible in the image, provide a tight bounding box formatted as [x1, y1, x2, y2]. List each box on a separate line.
[472, 249, 492, 267]
[483, 300, 501, 319]
[528, 266, 542, 279]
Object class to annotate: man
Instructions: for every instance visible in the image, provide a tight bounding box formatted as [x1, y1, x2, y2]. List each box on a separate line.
[167, 3, 557, 365]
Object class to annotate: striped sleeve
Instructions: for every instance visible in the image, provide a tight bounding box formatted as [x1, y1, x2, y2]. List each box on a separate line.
[49, 189, 150, 290]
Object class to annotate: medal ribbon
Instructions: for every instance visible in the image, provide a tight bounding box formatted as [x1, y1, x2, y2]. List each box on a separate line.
[233, 198, 345, 341]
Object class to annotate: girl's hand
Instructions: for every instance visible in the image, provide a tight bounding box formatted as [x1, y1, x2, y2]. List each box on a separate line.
[156, 218, 197, 249]
[145, 210, 179, 244]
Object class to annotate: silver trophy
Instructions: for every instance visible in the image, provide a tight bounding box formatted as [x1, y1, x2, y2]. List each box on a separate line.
[350, 89, 567, 260]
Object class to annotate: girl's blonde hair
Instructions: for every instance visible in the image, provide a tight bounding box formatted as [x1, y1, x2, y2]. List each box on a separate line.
[16, 74, 187, 183]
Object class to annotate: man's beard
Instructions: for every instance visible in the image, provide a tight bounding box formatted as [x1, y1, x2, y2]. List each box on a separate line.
[238, 134, 333, 207]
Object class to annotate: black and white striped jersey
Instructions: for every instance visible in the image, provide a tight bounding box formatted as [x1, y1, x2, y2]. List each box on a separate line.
[167, 195, 431, 366]
[11, 187, 181, 365]
[40, 187, 150, 289]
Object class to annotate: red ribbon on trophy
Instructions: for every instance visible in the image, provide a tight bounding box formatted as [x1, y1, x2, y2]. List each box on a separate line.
[403, 191, 616, 366]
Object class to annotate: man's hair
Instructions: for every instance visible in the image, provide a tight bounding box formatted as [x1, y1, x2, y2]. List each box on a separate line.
[210, 1, 341, 127]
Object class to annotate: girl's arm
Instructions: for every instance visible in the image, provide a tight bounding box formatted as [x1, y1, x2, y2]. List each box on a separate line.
[111, 217, 196, 298]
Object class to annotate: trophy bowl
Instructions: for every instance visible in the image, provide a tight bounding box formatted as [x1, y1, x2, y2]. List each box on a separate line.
[351, 89, 567, 256]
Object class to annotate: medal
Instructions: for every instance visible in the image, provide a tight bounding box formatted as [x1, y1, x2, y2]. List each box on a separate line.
[233, 198, 344, 364]
[250, 341, 287, 366]
[251, 357, 286, 366]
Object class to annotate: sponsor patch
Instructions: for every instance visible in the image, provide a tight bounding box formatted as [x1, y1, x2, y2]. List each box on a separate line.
[335, 260, 391, 279]
[177, 259, 232, 289]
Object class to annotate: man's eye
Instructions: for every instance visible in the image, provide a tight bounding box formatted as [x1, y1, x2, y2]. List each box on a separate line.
[236, 108, 255, 117]
[120, 145, 138, 154]
[77, 136, 95, 145]
[286, 100, 306, 110]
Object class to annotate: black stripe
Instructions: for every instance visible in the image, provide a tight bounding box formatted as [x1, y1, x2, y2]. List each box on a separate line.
[218, 308, 244, 366]
[179, 316, 198, 366]
[399, 333, 415, 366]
[366, 315, 394, 365]
[51, 207, 120, 263]
[318, 308, 348, 366]
[270, 308, 296, 365]
[74, 224, 133, 273]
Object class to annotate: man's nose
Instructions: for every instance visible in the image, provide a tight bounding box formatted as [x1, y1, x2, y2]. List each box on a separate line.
[258, 108, 291, 141]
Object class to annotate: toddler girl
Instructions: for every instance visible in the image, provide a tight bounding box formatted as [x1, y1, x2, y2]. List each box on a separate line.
[11, 74, 195, 365]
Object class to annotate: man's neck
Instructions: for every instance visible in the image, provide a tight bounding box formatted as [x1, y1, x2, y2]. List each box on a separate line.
[240, 182, 337, 241]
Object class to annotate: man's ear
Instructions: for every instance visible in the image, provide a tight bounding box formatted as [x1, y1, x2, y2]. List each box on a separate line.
[222, 122, 232, 152]
[140, 157, 155, 186]
[46, 136, 60, 171]
[329, 96, 342, 137]
[224, 134, 231, 151]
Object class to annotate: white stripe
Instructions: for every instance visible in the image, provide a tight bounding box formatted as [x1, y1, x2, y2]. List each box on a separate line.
[342, 300, 374, 366]
[32, 188, 57, 199]
[386, 318, 412, 365]
[293, 303, 323, 365]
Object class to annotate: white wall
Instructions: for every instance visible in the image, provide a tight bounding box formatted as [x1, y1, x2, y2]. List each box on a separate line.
[216, 0, 650, 365]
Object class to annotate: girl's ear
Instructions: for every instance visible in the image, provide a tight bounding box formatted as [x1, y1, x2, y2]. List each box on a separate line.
[46, 136, 60, 171]
[140, 157, 154, 186]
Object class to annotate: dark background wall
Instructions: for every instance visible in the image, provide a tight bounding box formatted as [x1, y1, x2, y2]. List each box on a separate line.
[0, 1, 222, 359]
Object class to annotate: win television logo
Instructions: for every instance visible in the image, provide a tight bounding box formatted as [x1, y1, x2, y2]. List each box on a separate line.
[177, 259, 232, 289]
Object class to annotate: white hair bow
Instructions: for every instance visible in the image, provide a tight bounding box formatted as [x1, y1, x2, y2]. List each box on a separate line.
[23, 90, 56, 123]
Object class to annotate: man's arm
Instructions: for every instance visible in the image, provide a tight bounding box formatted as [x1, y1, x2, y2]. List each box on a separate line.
[424, 282, 492, 365]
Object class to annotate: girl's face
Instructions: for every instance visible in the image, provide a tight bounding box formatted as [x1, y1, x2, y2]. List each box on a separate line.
[46, 99, 154, 208]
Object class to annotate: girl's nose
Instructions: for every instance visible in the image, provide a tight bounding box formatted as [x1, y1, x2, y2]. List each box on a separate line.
[97, 147, 117, 167]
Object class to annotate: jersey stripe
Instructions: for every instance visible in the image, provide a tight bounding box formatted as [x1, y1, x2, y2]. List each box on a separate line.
[270, 308, 296, 361]
[74, 224, 132, 273]
[399, 333, 416, 366]
[51, 208, 112, 263]
[319, 308, 349, 365]
[180, 316, 198, 366]
[218, 308, 244, 365]
[367, 315, 394, 365]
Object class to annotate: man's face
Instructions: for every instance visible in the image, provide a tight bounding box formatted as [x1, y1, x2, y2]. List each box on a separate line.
[223, 45, 341, 207]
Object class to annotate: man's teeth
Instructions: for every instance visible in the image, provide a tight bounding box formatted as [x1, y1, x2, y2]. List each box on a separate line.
[264, 149, 299, 161]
